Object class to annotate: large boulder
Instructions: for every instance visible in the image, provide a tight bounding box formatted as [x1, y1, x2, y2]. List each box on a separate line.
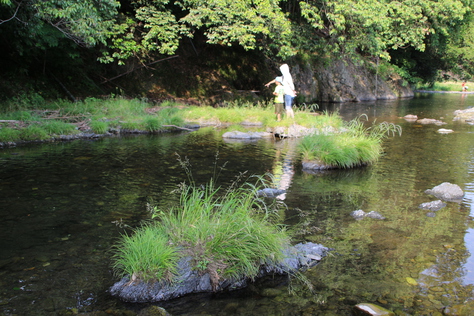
[424, 182, 464, 202]
[110, 242, 328, 303]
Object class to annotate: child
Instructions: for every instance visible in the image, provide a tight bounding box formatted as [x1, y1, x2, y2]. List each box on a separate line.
[273, 77, 285, 121]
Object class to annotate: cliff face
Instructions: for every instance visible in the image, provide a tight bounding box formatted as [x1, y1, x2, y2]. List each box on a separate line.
[291, 58, 413, 103]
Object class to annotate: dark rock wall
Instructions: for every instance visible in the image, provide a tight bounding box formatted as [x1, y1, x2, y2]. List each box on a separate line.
[291, 58, 413, 103]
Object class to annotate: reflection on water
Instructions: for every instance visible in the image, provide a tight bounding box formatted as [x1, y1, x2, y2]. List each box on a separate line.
[0, 93, 473, 315]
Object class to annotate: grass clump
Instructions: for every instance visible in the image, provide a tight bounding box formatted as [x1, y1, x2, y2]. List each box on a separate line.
[0, 128, 21, 142]
[42, 121, 77, 135]
[90, 121, 109, 134]
[112, 178, 289, 286]
[19, 124, 49, 141]
[299, 116, 401, 168]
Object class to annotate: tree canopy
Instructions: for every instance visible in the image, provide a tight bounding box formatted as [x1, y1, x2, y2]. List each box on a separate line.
[1, 0, 474, 88]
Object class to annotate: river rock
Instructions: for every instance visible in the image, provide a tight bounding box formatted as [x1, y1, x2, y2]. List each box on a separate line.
[453, 108, 474, 123]
[403, 114, 418, 122]
[355, 303, 394, 316]
[350, 210, 385, 220]
[222, 131, 272, 139]
[257, 188, 286, 198]
[416, 118, 447, 125]
[437, 128, 453, 134]
[424, 182, 464, 202]
[419, 200, 446, 211]
[110, 242, 328, 303]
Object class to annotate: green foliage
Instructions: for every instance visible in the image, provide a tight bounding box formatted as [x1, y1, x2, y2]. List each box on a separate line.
[33, 0, 120, 47]
[112, 178, 289, 284]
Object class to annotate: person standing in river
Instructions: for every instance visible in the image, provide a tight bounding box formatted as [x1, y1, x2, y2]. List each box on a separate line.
[265, 64, 296, 119]
[272, 77, 285, 121]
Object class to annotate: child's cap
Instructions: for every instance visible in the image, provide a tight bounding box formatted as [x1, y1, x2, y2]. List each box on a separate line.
[275, 76, 283, 83]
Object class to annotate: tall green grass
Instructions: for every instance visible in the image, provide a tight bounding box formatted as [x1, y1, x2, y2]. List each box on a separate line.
[299, 116, 401, 168]
[111, 179, 289, 285]
[415, 81, 470, 92]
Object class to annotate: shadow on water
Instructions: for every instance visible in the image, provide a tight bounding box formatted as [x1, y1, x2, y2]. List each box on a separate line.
[0, 93, 474, 315]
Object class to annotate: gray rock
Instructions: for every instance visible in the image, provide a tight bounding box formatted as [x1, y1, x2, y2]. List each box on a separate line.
[416, 118, 447, 125]
[424, 182, 464, 202]
[350, 209, 367, 220]
[350, 210, 385, 220]
[110, 242, 328, 303]
[366, 211, 386, 220]
[222, 131, 272, 139]
[257, 188, 286, 198]
[419, 200, 446, 211]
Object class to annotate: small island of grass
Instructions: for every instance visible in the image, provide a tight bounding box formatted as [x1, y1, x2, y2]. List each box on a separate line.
[110, 177, 328, 302]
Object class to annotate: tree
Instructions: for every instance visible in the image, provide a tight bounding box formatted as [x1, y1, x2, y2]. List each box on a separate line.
[100, 0, 295, 64]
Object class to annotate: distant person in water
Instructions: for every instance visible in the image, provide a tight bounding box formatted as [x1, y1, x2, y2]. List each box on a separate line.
[462, 82, 468, 92]
[265, 64, 296, 118]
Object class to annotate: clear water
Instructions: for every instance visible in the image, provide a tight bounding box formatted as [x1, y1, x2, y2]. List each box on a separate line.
[0, 93, 473, 315]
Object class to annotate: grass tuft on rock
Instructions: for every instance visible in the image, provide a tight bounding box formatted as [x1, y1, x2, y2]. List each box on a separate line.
[111, 179, 290, 285]
[299, 116, 401, 168]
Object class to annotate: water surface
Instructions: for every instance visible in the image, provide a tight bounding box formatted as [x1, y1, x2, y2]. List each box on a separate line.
[0, 93, 473, 315]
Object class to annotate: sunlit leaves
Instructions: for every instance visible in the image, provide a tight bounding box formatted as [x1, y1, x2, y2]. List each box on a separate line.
[298, 0, 473, 59]
[34, 0, 120, 46]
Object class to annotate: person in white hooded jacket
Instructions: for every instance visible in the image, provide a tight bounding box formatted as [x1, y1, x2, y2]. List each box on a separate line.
[265, 64, 296, 118]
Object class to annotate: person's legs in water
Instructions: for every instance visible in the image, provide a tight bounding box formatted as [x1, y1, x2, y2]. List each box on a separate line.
[284, 94, 295, 118]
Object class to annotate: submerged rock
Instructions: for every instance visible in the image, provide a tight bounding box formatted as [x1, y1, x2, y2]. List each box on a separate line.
[355, 303, 394, 316]
[453, 108, 474, 123]
[257, 188, 286, 198]
[403, 114, 418, 122]
[424, 182, 464, 202]
[110, 242, 328, 303]
[350, 210, 385, 220]
[437, 128, 453, 134]
[416, 118, 447, 125]
[222, 131, 272, 139]
[419, 200, 446, 211]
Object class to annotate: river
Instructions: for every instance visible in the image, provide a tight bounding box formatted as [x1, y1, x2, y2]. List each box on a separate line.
[0, 92, 473, 315]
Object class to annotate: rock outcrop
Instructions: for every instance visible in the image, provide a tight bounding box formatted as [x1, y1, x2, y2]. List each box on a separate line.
[291, 58, 413, 103]
[110, 242, 328, 303]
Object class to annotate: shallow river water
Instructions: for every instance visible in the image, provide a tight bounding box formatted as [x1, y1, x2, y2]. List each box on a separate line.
[0, 93, 473, 315]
